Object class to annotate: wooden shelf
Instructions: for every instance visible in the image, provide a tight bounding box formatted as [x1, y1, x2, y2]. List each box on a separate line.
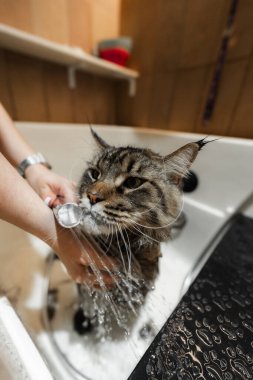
[0, 24, 139, 93]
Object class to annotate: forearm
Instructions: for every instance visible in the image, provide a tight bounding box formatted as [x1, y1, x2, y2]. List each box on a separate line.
[0, 103, 34, 166]
[0, 152, 56, 245]
[0, 153, 117, 285]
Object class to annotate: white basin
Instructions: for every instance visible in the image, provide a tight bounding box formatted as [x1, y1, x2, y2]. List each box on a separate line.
[0, 123, 252, 379]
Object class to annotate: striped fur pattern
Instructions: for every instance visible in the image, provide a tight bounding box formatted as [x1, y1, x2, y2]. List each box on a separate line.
[78, 130, 202, 284]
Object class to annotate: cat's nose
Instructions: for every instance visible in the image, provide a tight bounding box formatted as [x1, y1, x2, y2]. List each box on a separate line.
[87, 191, 104, 205]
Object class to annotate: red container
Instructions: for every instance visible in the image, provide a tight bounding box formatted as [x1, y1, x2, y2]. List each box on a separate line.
[99, 47, 130, 67]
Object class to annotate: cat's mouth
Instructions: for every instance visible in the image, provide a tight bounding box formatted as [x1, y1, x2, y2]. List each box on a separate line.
[80, 208, 112, 235]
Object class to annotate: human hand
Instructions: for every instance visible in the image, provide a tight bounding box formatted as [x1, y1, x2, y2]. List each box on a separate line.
[25, 164, 76, 206]
[53, 225, 118, 289]
[25, 164, 118, 288]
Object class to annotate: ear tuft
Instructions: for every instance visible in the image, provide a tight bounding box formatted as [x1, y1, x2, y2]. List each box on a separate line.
[195, 136, 220, 150]
[90, 128, 110, 149]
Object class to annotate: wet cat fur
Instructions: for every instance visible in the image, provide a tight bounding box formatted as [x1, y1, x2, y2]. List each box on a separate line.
[78, 130, 204, 285]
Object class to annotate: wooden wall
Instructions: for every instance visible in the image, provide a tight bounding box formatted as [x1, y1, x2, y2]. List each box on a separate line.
[117, 0, 253, 139]
[0, 0, 120, 52]
[0, 49, 116, 123]
[1, 0, 253, 139]
[0, 0, 120, 124]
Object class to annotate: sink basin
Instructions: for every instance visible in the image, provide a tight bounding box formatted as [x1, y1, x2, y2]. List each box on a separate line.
[0, 123, 252, 379]
[0, 297, 53, 380]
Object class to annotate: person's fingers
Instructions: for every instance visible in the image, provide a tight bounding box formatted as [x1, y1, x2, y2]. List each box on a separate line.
[79, 256, 116, 284]
[71, 263, 115, 288]
[39, 183, 57, 205]
[57, 181, 77, 203]
[82, 252, 118, 273]
[81, 243, 119, 272]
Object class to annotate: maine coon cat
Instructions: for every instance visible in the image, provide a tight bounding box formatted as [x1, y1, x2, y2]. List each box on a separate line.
[75, 129, 206, 334]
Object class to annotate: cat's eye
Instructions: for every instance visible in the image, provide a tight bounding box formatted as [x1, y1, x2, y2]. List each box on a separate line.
[88, 168, 100, 181]
[123, 176, 145, 189]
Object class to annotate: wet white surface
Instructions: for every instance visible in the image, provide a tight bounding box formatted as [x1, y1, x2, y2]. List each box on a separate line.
[0, 123, 252, 379]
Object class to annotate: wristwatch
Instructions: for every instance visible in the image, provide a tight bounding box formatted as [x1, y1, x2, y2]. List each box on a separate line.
[17, 152, 52, 178]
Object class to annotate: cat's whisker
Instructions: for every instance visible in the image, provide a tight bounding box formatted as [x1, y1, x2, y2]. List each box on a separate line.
[70, 229, 107, 290]
[115, 224, 128, 275]
[127, 224, 161, 245]
[131, 197, 185, 230]
[78, 230, 139, 316]
[104, 222, 112, 244]
[122, 228, 133, 277]
[43, 226, 68, 247]
[117, 224, 131, 277]
[71, 230, 132, 323]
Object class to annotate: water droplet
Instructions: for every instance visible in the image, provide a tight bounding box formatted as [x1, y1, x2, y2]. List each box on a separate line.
[236, 328, 244, 338]
[210, 324, 217, 333]
[210, 350, 218, 360]
[219, 325, 237, 340]
[205, 364, 223, 380]
[213, 298, 226, 311]
[196, 328, 213, 347]
[231, 358, 252, 380]
[192, 301, 205, 313]
[242, 320, 253, 333]
[226, 346, 236, 358]
[192, 365, 200, 376]
[213, 334, 222, 344]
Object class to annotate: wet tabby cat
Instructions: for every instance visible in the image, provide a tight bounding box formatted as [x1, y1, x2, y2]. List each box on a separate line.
[76, 129, 206, 332]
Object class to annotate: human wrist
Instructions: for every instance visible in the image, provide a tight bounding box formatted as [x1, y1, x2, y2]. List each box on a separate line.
[17, 152, 52, 178]
[25, 162, 50, 181]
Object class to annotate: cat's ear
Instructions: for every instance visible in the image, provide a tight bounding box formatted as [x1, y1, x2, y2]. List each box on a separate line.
[90, 128, 110, 149]
[164, 138, 208, 184]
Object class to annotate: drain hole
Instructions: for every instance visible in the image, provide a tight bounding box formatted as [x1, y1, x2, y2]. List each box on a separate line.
[183, 171, 198, 193]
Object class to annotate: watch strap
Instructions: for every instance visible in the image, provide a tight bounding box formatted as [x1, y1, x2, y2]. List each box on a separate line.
[17, 153, 52, 178]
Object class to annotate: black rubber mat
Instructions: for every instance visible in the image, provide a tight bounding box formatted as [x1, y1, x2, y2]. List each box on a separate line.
[128, 214, 253, 380]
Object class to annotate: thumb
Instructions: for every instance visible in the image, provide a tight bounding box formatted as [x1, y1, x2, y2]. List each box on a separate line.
[40, 188, 57, 208]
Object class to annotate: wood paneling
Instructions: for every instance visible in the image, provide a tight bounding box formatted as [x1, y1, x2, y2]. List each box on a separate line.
[117, 76, 153, 127]
[168, 67, 207, 132]
[227, 0, 253, 60]
[43, 63, 74, 122]
[229, 57, 253, 138]
[195, 60, 247, 136]
[1, 0, 253, 138]
[0, 50, 14, 117]
[73, 72, 96, 123]
[0, 48, 116, 124]
[72, 72, 116, 125]
[118, 0, 253, 139]
[0, 1, 118, 124]
[120, 0, 161, 74]
[0, 0, 32, 32]
[153, 0, 187, 73]
[0, 0, 120, 50]
[148, 73, 175, 129]
[91, 0, 120, 49]
[68, 0, 93, 52]
[92, 77, 116, 124]
[6, 51, 48, 121]
[30, 0, 69, 44]
[179, 0, 230, 68]
[115, 80, 134, 126]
